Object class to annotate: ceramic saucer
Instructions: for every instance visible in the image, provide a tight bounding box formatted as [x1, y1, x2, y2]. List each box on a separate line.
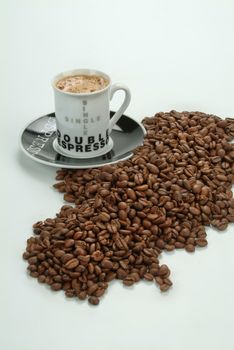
[20, 111, 146, 169]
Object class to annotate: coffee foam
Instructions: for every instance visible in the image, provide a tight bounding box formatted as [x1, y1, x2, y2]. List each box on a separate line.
[56, 74, 109, 93]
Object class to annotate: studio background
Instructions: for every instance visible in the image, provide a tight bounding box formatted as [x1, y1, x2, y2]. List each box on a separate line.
[1, 1, 234, 350]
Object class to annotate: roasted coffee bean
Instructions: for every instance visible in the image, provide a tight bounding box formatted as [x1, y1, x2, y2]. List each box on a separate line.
[88, 296, 100, 305]
[119, 210, 127, 220]
[185, 244, 195, 253]
[117, 268, 128, 279]
[91, 250, 104, 262]
[38, 275, 46, 283]
[155, 276, 163, 285]
[61, 253, 74, 264]
[77, 291, 87, 300]
[189, 207, 200, 216]
[64, 239, 75, 248]
[126, 188, 137, 200]
[158, 265, 170, 277]
[130, 272, 140, 282]
[164, 278, 173, 286]
[51, 283, 62, 291]
[196, 239, 208, 247]
[64, 258, 79, 270]
[94, 288, 106, 298]
[123, 278, 135, 286]
[101, 259, 113, 269]
[99, 212, 111, 222]
[28, 256, 38, 264]
[105, 272, 116, 282]
[144, 273, 154, 281]
[87, 283, 99, 296]
[160, 284, 171, 292]
[23, 111, 234, 306]
[64, 194, 75, 203]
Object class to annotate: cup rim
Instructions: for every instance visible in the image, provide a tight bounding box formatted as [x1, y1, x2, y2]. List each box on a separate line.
[52, 68, 111, 96]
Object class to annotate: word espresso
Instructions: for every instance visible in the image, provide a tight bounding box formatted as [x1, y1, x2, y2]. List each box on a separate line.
[57, 130, 109, 153]
[23, 110, 234, 306]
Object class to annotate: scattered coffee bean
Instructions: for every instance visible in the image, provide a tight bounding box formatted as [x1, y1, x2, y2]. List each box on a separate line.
[88, 296, 100, 305]
[185, 244, 195, 253]
[160, 284, 171, 292]
[23, 111, 234, 305]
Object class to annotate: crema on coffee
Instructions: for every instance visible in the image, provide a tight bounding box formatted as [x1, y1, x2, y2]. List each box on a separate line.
[56, 74, 109, 93]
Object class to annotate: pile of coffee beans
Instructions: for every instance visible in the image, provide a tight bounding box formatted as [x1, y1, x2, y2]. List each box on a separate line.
[23, 111, 234, 305]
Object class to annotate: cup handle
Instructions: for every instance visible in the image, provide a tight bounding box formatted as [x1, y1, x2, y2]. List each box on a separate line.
[109, 83, 131, 132]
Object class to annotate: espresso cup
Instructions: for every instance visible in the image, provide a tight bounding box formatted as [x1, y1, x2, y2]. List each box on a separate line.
[52, 68, 131, 158]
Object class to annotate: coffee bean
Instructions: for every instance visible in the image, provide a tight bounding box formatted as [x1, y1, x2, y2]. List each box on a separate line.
[87, 283, 99, 296]
[38, 275, 46, 283]
[105, 272, 116, 282]
[192, 183, 202, 194]
[130, 272, 141, 282]
[158, 265, 170, 276]
[155, 276, 164, 285]
[77, 291, 87, 300]
[117, 268, 128, 279]
[134, 173, 144, 185]
[118, 202, 128, 210]
[216, 174, 227, 181]
[156, 239, 165, 249]
[63, 194, 75, 203]
[79, 255, 90, 265]
[61, 253, 74, 263]
[126, 188, 137, 200]
[22, 252, 30, 260]
[101, 259, 113, 269]
[181, 228, 190, 238]
[119, 210, 127, 220]
[88, 184, 99, 193]
[54, 275, 62, 283]
[189, 207, 201, 216]
[88, 296, 100, 305]
[160, 284, 171, 292]
[64, 239, 75, 248]
[98, 212, 110, 222]
[23, 110, 234, 306]
[94, 288, 106, 298]
[123, 278, 135, 286]
[201, 206, 211, 215]
[155, 142, 164, 153]
[51, 283, 62, 291]
[211, 156, 221, 163]
[144, 273, 154, 281]
[196, 239, 208, 247]
[28, 256, 37, 264]
[64, 258, 79, 270]
[164, 278, 173, 286]
[164, 201, 174, 210]
[100, 172, 112, 181]
[91, 250, 104, 262]
[37, 253, 46, 260]
[212, 219, 228, 231]
[175, 242, 185, 249]
[185, 244, 195, 253]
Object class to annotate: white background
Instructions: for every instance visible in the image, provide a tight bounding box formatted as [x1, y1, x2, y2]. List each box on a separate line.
[1, 1, 234, 349]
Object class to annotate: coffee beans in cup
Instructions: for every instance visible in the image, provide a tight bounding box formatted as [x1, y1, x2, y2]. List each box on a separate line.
[23, 110, 234, 305]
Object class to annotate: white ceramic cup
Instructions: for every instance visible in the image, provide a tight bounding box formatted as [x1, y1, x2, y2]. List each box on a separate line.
[52, 68, 131, 158]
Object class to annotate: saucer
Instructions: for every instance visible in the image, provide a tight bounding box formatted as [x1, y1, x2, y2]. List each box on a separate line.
[20, 111, 146, 169]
